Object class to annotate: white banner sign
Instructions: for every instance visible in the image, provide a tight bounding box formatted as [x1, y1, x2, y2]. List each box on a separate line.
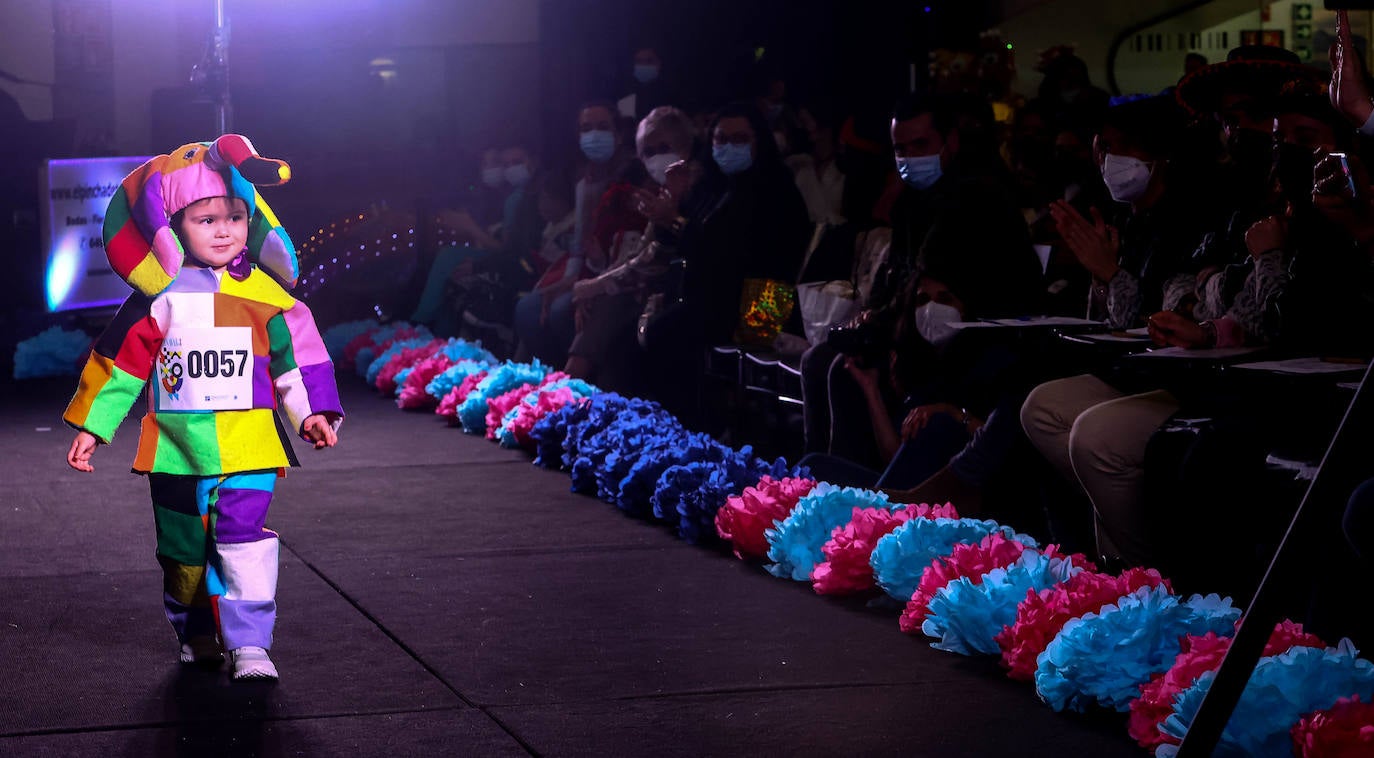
[41, 156, 151, 312]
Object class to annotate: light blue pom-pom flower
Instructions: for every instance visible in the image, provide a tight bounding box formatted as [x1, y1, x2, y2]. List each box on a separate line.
[425, 359, 490, 400]
[922, 549, 1082, 656]
[351, 322, 428, 377]
[392, 367, 413, 395]
[438, 338, 496, 365]
[1034, 586, 1241, 713]
[13, 326, 91, 379]
[1157, 639, 1374, 757]
[765, 485, 894, 581]
[457, 360, 550, 433]
[321, 318, 378, 361]
[364, 336, 432, 385]
[497, 378, 600, 448]
[870, 517, 1037, 603]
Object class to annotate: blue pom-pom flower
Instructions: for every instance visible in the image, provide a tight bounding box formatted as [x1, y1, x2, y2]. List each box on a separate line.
[766, 485, 894, 581]
[425, 359, 491, 400]
[1034, 586, 1241, 713]
[457, 360, 550, 433]
[1157, 639, 1374, 757]
[13, 326, 91, 379]
[870, 517, 1037, 603]
[922, 549, 1081, 656]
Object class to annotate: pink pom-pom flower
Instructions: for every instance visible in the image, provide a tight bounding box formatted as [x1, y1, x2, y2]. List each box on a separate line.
[485, 383, 537, 440]
[342, 329, 381, 366]
[437, 369, 488, 422]
[996, 565, 1155, 681]
[376, 339, 445, 394]
[1292, 695, 1374, 758]
[1129, 619, 1327, 751]
[810, 502, 960, 596]
[396, 354, 454, 410]
[812, 507, 914, 595]
[715, 477, 818, 560]
[900, 532, 1029, 633]
[505, 386, 578, 450]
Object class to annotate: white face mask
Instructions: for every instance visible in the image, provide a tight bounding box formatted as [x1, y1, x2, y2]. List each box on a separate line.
[1101, 153, 1154, 203]
[504, 163, 531, 187]
[643, 152, 681, 185]
[915, 301, 962, 346]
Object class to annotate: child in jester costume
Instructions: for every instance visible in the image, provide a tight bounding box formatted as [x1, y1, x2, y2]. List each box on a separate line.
[63, 134, 343, 680]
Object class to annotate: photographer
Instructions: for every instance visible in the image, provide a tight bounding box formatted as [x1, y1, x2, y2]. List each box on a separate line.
[801, 92, 1041, 468]
[799, 242, 1043, 518]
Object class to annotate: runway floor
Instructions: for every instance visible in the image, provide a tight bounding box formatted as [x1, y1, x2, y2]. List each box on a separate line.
[0, 377, 1142, 756]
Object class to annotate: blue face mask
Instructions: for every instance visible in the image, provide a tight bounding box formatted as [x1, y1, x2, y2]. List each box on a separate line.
[896, 153, 943, 190]
[713, 143, 754, 175]
[580, 129, 616, 163]
[633, 64, 659, 84]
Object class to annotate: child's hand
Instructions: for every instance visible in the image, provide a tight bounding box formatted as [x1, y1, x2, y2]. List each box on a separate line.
[67, 431, 98, 472]
[302, 415, 338, 449]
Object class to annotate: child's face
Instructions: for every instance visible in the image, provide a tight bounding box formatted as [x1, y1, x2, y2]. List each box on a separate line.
[178, 196, 249, 270]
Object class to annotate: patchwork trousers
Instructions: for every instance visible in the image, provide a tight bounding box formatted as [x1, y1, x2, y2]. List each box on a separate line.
[148, 471, 279, 651]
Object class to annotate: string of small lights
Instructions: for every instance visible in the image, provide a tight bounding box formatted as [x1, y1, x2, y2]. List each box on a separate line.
[293, 209, 465, 300]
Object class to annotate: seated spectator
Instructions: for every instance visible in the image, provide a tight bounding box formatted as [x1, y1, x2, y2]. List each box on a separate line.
[574, 101, 638, 274]
[803, 92, 1041, 469]
[1020, 95, 1374, 577]
[1048, 95, 1212, 329]
[801, 254, 1043, 519]
[565, 105, 697, 390]
[513, 170, 579, 363]
[639, 100, 810, 427]
[413, 142, 543, 337]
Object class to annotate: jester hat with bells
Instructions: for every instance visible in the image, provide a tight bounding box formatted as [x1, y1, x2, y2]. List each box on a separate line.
[103, 134, 297, 298]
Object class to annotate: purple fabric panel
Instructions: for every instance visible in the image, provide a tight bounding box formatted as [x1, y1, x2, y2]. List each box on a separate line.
[165, 267, 219, 293]
[133, 169, 168, 240]
[281, 301, 330, 368]
[217, 599, 275, 650]
[164, 592, 216, 642]
[299, 362, 343, 417]
[252, 355, 274, 408]
[212, 487, 273, 544]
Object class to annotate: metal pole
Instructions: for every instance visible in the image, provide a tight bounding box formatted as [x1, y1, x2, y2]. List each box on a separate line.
[1176, 361, 1374, 755]
[213, 0, 230, 136]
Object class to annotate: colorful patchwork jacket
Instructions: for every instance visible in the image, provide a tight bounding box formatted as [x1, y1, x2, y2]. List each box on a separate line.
[64, 262, 343, 476]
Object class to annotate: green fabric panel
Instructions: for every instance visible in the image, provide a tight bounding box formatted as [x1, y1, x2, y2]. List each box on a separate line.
[266, 312, 296, 376]
[103, 185, 131, 242]
[83, 365, 146, 442]
[152, 505, 207, 565]
[153, 413, 220, 474]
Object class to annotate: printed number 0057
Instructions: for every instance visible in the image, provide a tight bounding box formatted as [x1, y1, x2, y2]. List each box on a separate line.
[185, 349, 249, 379]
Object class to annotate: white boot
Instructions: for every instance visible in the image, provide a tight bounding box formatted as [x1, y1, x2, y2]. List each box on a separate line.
[231, 646, 278, 680]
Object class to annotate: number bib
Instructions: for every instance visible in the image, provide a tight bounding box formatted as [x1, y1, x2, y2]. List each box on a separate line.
[156, 327, 254, 412]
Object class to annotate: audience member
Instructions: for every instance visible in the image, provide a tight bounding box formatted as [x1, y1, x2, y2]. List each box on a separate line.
[566, 106, 697, 390]
[640, 100, 810, 427]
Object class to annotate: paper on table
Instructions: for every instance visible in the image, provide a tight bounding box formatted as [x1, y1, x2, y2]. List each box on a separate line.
[1131, 346, 1262, 359]
[1078, 332, 1153, 343]
[988, 316, 1105, 327]
[1233, 357, 1369, 375]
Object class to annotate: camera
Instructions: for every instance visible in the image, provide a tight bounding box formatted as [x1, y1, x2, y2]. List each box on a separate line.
[826, 314, 890, 366]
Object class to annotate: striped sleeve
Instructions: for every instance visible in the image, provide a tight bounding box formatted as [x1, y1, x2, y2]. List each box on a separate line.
[63, 293, 160, 443]
[268, 298, 343, 436]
